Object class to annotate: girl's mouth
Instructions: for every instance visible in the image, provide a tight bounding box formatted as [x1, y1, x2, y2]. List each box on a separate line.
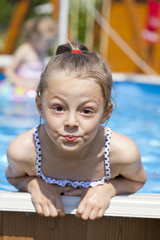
[64, 135, 78, 142]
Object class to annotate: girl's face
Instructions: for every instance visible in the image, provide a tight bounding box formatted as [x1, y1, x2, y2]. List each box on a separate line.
[36, 72, 109, 153]
[32, 32, 54, 53]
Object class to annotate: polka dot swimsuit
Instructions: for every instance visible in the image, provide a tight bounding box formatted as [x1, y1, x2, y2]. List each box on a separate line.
[34, 126, 112, 188]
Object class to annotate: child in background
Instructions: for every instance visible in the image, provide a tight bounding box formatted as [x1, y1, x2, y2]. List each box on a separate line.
[6, 42, 146, 220]
[4, 16, 56, 91]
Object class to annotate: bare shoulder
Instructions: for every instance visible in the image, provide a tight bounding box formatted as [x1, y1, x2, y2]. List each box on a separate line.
[109, 130, 147, 183]
[7, 44, 31, 67]
[110, 130, 141, 165]
[7, 128, 36, 164]
[13, 43, 35, 60]
[15, 43, 31, 54]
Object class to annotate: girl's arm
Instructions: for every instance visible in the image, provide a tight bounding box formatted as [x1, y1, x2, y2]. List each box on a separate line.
[5, 45, 28, 87]
[64, 136, 147, 220]
[64, 173, 146, 221]
[6, 131, 66, 217]
[4, 44, 37, 90]
[6, 171, 66, 217]
[6, 163, 67, 217]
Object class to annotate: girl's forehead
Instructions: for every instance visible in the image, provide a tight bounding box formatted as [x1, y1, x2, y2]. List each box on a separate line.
[45, 72, 104, 98]
[48, 69, 96, 83]
[47, 72, 98, 89]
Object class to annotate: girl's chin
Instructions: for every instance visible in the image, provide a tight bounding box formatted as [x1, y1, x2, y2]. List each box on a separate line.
[59, 142, 83, 153]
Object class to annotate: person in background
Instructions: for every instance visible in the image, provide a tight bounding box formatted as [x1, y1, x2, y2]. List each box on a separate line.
[4, 16, 56, 91]
[6, 42, 146, 220]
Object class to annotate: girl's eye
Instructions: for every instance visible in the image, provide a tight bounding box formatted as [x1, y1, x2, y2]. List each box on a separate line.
[81, 109, 93, 115]
[53, 106, 64, 112]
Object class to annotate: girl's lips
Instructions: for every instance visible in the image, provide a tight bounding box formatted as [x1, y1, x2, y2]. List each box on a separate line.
[64, 135, 78, 142]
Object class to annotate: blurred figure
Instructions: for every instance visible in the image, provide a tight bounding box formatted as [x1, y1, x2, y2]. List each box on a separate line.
[4, 16, 56, 91]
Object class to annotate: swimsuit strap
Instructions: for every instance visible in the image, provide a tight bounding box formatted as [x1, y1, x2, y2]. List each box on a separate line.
[104, 128, 112, 180]
[34, 125, 42, 177]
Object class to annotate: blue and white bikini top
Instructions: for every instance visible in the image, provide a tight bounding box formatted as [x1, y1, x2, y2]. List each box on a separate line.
[34, 126, 112, 188]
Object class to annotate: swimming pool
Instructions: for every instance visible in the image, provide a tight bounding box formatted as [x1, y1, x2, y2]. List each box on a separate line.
[0, 98, 39, 191]
[109, 79, 160, 193]
[0, 78, 160, 193]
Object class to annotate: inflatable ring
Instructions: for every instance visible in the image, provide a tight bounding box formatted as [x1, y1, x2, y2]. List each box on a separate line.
[0, 81, 36, 102]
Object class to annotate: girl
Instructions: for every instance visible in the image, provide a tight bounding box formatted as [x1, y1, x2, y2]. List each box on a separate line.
[4, 16, 56, 91]
[6, 42, 146, 220]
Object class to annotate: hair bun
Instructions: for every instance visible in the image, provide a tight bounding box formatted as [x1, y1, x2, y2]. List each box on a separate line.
[56, 42, 89, 55]
[56, 45, 71, 55]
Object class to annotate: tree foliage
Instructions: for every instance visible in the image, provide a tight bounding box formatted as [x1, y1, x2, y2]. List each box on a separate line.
[0, 0, 46, 32]
[0, 0, 14, 30]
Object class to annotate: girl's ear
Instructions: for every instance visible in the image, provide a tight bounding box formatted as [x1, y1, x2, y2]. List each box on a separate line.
[101, 102, 113, 124]
[36, 96, 44, 119]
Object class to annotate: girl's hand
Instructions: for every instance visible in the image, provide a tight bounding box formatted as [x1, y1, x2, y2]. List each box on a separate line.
[28, 178, 72, 217]
[64, 183, 114, 220]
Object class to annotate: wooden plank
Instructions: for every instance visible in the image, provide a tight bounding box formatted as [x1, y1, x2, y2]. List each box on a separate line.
[123, 0, 148, 73]
[49, 0, 59, 21]
[108, 3, 146, 73]
[0, 212, 160, 240]
[99, 0, 111, 60]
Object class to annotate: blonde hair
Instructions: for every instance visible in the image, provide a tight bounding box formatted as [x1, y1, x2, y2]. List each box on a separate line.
[37, 42, 113, 111]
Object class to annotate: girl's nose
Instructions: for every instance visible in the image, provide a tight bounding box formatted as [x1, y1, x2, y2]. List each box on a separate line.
[64, 113, 79, 129]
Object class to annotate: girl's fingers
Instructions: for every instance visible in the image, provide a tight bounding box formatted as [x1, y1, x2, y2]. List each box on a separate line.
[97, 208, 105, 219]
[34, 202, 43, 216]
[89, 208, 99, 220]
[55, 198, 65, 217]
[76, 199, 88, 219]
[41, 203, 53, 217]
[34, 198, 60, 217]
[77, 206, 105, 220]
[48, 201, 60, 217]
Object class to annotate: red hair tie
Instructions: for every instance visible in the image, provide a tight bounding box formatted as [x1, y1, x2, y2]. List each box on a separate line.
[72, 49, 82, 54]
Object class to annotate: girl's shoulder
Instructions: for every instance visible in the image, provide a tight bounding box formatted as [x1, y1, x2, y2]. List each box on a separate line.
[109, 130, 140, 165]
[7, 128, 36, 164]
[14, 43, 31, 55]
[110, 130, 135, 143]
[14, 43, 37, 60]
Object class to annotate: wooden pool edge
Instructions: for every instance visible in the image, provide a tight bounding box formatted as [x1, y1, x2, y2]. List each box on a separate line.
[0, 192, 160, 240]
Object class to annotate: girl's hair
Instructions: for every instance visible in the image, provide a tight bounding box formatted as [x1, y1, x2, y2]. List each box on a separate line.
[24, 16, 56, 42]
[37, 42, 113, 110]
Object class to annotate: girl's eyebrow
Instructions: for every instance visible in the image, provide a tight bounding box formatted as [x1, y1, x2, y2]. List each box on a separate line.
[49, 92, 97, 100]
[49, 95, 67, 101]
[49, 96, 100, 107]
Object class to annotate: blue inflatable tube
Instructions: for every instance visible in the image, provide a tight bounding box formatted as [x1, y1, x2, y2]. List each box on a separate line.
[0, 81, 36, 102]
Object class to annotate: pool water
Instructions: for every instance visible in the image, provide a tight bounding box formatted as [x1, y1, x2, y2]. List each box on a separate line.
[0, 99, 39, 191]
[0, 80, 160, 193]
[109, 81, 160, 193]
